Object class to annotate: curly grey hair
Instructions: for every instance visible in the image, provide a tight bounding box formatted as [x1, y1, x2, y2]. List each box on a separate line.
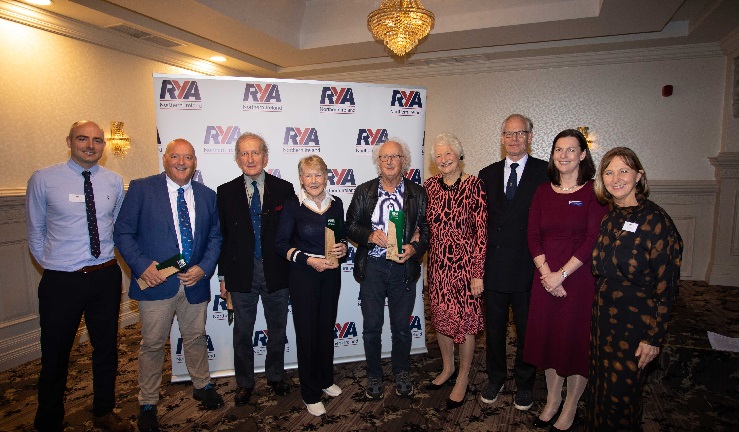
[372, 138, 412, 175]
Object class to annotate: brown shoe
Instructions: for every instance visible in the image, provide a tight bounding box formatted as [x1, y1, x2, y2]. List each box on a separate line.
[93, 411, 133, 432]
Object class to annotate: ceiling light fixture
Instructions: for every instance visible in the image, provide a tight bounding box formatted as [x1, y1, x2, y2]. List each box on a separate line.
[210, 56, 227, 62]
[368, 0, 434, 57]
[24, 0, 52, 5]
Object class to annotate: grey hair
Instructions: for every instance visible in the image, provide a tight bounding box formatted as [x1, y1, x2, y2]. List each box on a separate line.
[372, 137, 412, 175]
[501, 114, 533, 132]
[431, 132, 464, 161]
[234, 132, 269, 159]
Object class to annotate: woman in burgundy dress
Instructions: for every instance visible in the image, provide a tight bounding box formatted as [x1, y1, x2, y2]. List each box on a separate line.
[422, 133, 487, 410]
[524, 129, 608, 431]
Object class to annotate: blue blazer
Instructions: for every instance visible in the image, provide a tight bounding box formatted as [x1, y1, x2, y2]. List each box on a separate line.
[114, 172, 222, 303]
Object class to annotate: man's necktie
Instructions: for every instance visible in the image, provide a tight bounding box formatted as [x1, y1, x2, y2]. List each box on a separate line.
[250, 181, 262, 259]
[177, 187, 194, 264]
[82, 171, 101, 258]
[506, 162, 519, 201]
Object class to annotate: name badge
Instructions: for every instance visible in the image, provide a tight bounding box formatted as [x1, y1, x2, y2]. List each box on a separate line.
[568, 200, 583, 207]
[69, 194, 85, 203]
[622, 221, 638, 233]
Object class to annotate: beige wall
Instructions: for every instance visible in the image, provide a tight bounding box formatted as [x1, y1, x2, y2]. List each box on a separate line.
[0, 18, 188, 189]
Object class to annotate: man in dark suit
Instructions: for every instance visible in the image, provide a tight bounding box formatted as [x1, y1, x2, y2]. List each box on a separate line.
[217, 133, 295, 406]
[477, 114, 549, 411]
[114, 139, 224, 432]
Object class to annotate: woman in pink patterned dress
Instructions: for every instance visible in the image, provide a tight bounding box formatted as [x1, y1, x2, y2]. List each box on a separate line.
[422, 133, 487, 409]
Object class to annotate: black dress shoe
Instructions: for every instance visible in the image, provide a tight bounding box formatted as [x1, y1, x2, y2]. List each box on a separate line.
[534, 401, 564, 429]
[193, 383, 225, 409]
[137, 404, 159, 432]
[445, 387, 468, 410]
[268, 380, 291, 396]
[424, 369, 458, 391]
[549, 410, 580, 432]
[234, 386, 252, 406]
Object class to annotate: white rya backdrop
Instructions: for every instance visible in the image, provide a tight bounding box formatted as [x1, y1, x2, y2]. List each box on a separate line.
[152, 74, 428, 381]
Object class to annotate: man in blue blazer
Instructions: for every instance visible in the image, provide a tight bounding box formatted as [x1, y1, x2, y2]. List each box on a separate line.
[114, 139, 223, 432]
[477, 114, 549, 411]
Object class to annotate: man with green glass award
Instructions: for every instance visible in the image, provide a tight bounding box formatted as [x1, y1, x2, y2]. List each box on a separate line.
[346, 138, 430, 401]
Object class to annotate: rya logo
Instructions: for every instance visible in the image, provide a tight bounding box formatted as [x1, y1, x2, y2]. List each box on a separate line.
[404, 169, 422, 185]
[243, 83, 283, 112]
[390, 90, 424, 116]
[410, 315, 423, 338]
[355, 129, 389, 153]
[159, 80, 202, 110]
[266, 169, 282, 179]
[175, 335, 215, 362]
[342, 244, 356, 273]
[283, 127, 320, 154]
[203, 126, 242, 154]
[211, 294, 228, 321]
[334, 322, 360, 346]
[319, 87, 356, 114]
[326, 168, 356, 195]
[252, 331, 290, 355]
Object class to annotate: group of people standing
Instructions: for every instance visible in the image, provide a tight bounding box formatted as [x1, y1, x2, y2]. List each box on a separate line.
[422, 114, 682, 432]
[26, 114, 681, 432]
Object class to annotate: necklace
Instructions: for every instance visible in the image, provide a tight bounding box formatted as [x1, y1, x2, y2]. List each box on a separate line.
[557, 184, 578, 192]
[439, 171, 462, 191]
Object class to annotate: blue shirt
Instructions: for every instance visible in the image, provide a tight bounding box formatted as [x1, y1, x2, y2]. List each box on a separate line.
[369, 178, 404, 258]
[26, 159, 124, 271]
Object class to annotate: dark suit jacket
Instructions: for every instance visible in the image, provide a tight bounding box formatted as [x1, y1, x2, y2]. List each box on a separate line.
[478, 156, 549, 293]
[114, 173, 222, 303]
[217, 173, 295, 293]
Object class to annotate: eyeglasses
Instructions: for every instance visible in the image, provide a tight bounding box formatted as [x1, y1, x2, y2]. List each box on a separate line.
[378, 154, 403, 162]
[502, 131, 530, 139]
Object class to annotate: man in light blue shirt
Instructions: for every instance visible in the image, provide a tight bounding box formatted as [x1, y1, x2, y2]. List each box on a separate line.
[26, 121, 129, 432]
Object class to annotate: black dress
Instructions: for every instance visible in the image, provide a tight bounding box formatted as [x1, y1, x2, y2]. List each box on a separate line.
[584, 199, 682, 431]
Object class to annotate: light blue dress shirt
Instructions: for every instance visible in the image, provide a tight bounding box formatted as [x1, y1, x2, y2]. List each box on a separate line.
[26, 159, 124, 271]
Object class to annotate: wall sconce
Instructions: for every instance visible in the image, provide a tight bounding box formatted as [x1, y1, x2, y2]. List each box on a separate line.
[109, 122, 131, 158]
[577, 126, 595, 147]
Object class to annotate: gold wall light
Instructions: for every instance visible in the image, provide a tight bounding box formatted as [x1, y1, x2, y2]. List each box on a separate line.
[109, 122, 131, 158]
[577, 126, 595, 148]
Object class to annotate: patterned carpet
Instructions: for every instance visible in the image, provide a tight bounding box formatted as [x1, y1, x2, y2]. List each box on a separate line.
[1, 280, 737, 431]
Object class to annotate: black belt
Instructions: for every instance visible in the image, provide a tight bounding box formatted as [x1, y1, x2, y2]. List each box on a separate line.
[76, 258, 117, 273]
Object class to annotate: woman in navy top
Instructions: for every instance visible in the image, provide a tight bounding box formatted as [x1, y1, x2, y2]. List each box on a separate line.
[275, 155, 347, 416]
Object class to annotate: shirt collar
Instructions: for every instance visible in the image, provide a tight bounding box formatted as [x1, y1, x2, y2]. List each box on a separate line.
[506, 153, 529, 168]
[67, 159, 99, 175]
[165, 174, 192, 192]
[298, 188, 334, 210]
[244, 170, 266, 188]
[377, 177, 404, 196]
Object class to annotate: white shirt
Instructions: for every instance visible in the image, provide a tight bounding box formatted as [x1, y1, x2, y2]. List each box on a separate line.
[504, 153, 529, 195]
[165, 176, 196, 254]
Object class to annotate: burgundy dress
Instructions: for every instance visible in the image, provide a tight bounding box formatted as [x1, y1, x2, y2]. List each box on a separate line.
[523, 180, 608, 376]
[423, 174, 487, 344]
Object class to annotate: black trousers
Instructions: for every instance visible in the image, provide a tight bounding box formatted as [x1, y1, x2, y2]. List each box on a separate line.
[483, 290, 536, 391]
[289, 264, 341, 404]
[34, 265, 122, 432]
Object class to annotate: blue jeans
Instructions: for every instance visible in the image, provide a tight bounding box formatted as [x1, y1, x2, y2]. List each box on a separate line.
[231, 258, 289, 388]
[360, 256, 416, 380]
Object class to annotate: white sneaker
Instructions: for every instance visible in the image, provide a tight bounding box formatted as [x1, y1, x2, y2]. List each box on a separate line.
[322, 384, 342, 397]
[304, 401, 326, 416]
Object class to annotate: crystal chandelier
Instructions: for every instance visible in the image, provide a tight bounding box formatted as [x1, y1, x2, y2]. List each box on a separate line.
[368, 0, 435, 57]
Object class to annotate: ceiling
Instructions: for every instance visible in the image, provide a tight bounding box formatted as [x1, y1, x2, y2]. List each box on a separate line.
[5, 0, 739, 78]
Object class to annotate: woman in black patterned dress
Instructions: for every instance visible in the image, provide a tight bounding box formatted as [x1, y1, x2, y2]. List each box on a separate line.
[422, 133, 487, 410]
[585, 147, 683, 431]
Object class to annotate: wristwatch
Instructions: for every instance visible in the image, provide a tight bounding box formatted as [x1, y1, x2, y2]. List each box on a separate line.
[560, 269, 569, 279]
